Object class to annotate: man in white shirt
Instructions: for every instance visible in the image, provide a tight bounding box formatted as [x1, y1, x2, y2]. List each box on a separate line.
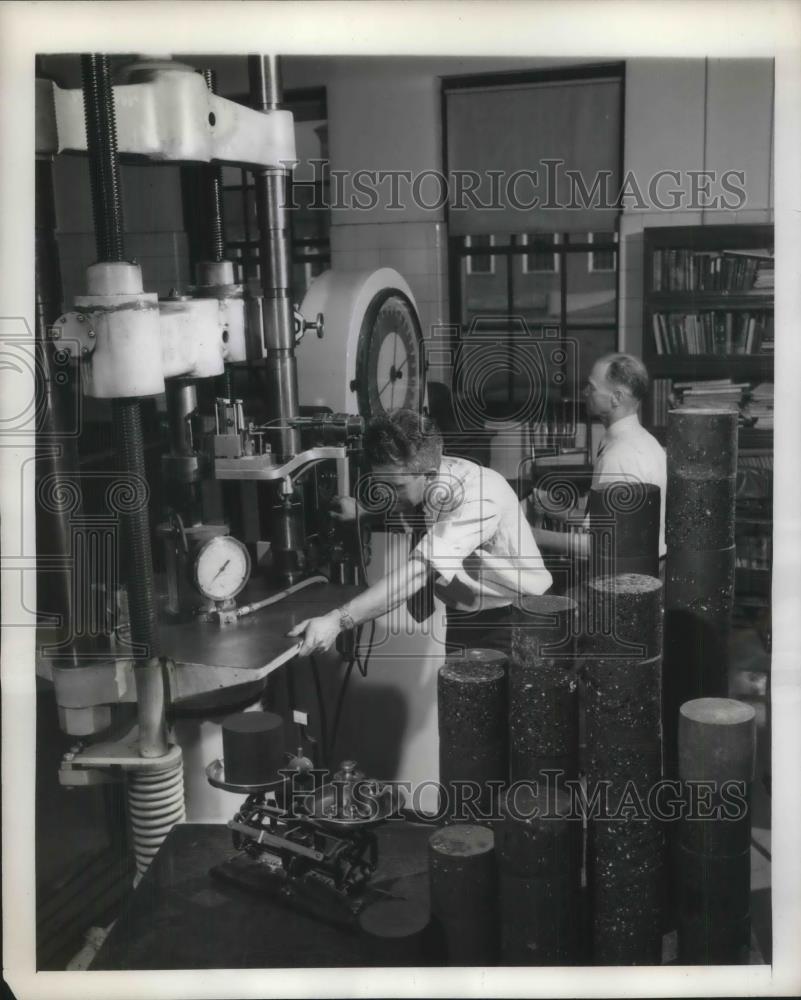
[528, 352, 667, 562]
[290, 409, 553, 656]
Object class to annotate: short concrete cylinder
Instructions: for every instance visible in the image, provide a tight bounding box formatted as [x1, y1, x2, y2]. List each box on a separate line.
[667, 408, 738, 478]
[666, 474, 736, 550]
[438, 650, 507, 819]
[358, 899, 429, 966]
[428, 824, 498, 965]
[584, 574, 663, 659]
[510, 596, 578, 783]
[676, 697, 756, 965]
[496, 786, 582, 964]
[588, 818, 665, 965]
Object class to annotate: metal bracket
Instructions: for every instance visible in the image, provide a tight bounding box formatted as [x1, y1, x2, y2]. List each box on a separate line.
[37, 69, 296, 167]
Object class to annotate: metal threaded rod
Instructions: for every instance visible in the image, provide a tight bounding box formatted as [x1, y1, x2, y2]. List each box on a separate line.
[202, 69, 226, 263]
[80, 54, 125, 263]
[113, 398, 159, 655]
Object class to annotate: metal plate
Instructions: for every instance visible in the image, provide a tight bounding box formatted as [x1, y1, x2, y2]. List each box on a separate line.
[160, 583, 363, 672]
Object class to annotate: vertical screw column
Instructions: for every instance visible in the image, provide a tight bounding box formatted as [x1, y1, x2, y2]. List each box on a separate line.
[81, 54, 164, 757]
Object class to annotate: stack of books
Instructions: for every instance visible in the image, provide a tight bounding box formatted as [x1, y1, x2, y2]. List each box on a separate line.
[673, 378, 749, 414]
[744, 382, 774, 429]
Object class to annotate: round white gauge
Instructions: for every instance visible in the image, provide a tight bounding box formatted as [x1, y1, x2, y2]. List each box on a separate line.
[193, 535, 251, 603]
[354, 290, 423, 418]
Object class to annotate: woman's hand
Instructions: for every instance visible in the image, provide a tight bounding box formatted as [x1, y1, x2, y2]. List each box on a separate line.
[287, 610, 341, 657]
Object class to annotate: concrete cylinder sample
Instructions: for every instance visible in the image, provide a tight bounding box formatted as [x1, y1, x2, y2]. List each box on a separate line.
[429, 824, 498, 965]
[582, 574, 665, 964]
[438, 649, 507, 820]
[676, 697, 756, 964]
[509, 595, 578, 783]
[664, 408, 738, 772]
[496, 785, 582, 965]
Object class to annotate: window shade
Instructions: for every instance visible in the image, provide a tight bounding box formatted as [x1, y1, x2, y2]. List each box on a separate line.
[445, 76, 622, 235]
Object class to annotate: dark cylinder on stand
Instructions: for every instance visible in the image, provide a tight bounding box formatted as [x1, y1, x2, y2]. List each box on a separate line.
[428, 824, 498, 965]
[437, 649, 507, 821]
[583, 573, 665, 964]
[664, 408, 738, 772]
[509, 595, 579, 783]
[586, 480, 661, 578]
[495, 785, 582, 964]
[222, 711, 286, 786]
[676, 697, 756, 964]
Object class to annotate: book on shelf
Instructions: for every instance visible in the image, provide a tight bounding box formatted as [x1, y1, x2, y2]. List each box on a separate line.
[651, 247, 773, 292]
[735, 535, 771, 571]
[651, 311, 771, 355]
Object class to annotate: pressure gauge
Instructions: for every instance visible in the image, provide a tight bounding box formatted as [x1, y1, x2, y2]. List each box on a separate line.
[354, 289, 424, 418]
[193, 535, 251, 604]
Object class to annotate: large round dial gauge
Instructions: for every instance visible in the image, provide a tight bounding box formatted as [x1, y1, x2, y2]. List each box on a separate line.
[193, 535, 251, 603]
[353, 289, 424, 418]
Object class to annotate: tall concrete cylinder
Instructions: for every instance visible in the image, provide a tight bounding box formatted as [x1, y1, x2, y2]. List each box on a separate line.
[437, 649, 507, 821]
[496, 786, 582, 964]
[676, 697, 756, 964]
[509, 595, 578, 783]
[583, 574, 665, 964]
[428, 824, 498, 965]
[664, 408, 738, 772]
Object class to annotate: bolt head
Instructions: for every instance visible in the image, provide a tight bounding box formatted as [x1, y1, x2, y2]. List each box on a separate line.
[51, 330, 61, 339]
[76, 314, 85, 323]
[88, 329, 96, 338]
[81, 347, 89, 356]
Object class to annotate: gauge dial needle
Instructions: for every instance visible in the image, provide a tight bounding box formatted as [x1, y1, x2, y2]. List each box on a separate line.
[212, 559, 231, 581]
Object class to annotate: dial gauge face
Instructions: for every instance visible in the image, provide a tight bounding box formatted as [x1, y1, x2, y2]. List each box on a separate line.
[194, 535, 251, 603]
[354, 290, 424, 418]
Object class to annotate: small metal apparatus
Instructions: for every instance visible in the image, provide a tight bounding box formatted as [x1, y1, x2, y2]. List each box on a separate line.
[208, 755, 396, 927]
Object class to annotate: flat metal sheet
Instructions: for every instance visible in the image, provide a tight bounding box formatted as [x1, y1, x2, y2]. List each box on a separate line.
[159, 583, 364, 671]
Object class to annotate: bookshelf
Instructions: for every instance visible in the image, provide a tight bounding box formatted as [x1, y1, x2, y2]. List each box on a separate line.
[642, 224, 773, 617]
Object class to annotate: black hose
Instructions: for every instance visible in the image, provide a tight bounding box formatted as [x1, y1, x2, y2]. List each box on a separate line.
[308, 653, 330, 771]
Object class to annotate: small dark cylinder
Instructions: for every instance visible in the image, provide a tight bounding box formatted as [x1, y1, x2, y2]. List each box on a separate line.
[358, 899, 429, 966]
[510, 595, 578, 783]
[428, 824, 498, 965]
[496, 786, 582, 964]
[587, 481, 661, 578]
[583, 573, 663, 659]
[676, 697, 756, 965]
[437, 650, 507, 820]
[222, 711, 286, 786]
